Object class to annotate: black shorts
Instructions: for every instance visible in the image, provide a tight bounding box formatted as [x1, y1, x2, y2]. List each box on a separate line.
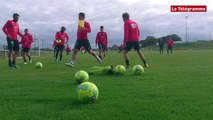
[159, 45, 163, 50]
[55, 45, 65, 51]
[22, 47, 30, 52]
[167, 46, 172, 50]
[74, 39, 91, 51]
[7, 37, 19, 51]
[98, 44, 106, 50]
[124, 41, 140, 51]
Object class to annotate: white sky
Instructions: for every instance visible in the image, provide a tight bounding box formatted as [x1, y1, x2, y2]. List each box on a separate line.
[0, 0, 212, 46]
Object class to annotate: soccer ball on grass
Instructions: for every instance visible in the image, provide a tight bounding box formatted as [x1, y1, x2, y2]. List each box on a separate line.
[132, 65, 144, 75]
[35, 62, 43, 69]
[74, 70, 89, 84]
[114, 65, 126, 75]
[77, 82, 99, 103]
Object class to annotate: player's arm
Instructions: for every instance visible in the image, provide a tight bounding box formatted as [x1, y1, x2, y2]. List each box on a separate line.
[31, 34, 34, 43]
[137, 24, 140, 38]
[95, 33, 99, 46]
[18, 30, 26, 40]
[84, 22, 91, 33]
[28, 34, 33, 43]
[123, 22, 129, 45]
[65, 33, 69, 44]
[55, 32, 60, 40]
[2, 21, 10, 37]
[105, 32, 108, 47]
[18, 32, 24, 38]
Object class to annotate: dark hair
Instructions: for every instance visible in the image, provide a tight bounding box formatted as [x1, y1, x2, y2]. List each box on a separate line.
[61, 26, 66, 30]
[122, 12, 129, 19]
[100, 26, 104, 28]
[79, 12, 85, 18]
[13, 13, 19, 17]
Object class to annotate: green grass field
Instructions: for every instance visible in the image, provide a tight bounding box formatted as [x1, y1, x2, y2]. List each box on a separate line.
[0, 50, 213, 120]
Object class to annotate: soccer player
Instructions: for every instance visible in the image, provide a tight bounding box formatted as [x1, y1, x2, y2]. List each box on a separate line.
[119, 44, 124, 53]
[80, 46, 86, 53]
[167, 36, 174, 54]
[95, 26, 108, 60]
[2, 13, 25, 68]
[54, 26, 69, 63]
[122, 12, 148, 68]
[65, 44, 71, 55]
[19, 29, 33, 64]
[65, 12, 102, 67]
[158, 38, 164, 54]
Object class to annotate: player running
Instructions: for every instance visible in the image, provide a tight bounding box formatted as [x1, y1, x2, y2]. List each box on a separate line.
[54, 26, 69, 63]
[122, 12, 148, 68]
[65, 12, 102, 67]
[95, 26, 108, 60]
[19, 29, 33, 64]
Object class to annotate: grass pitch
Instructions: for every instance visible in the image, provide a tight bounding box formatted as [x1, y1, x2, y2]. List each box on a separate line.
[0, 50, 213, 120]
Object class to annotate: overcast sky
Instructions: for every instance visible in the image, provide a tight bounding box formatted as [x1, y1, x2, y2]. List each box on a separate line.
[0, 0, 213, 46]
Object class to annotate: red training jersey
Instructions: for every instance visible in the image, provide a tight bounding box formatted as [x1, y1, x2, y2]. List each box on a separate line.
[19, 33, 33, 48]
[2, 20, 23, 40]
[66, 45, 71, 52]
[77, 21, 91, 40]
[55, 31, 69, 45]
[123, 19, 140, 44]
[167, 39, 174, 46]
[95, 32, 108, 47]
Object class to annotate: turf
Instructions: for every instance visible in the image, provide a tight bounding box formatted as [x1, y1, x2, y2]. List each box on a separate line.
[0, 50, 213, 120]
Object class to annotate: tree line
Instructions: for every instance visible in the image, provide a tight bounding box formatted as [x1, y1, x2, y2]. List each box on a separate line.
[140, 34, 182, 47]
[110, 34, 182, 50]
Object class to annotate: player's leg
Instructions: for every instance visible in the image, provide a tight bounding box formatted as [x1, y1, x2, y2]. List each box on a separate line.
[66, 50, 69, 55]
[159, 46, 161, 54]
[12, 40, 20, 68]
[55, 46, 59, 62]
[98, 44, 102, 60]
[59, 49, 63, 62]
[86, 40, 102, 63]
[72, 49, 79, 62]
[103, 45, 107, 59]
[65, 41, 80, 67]
[59, 45, 64, 63]
[65, 49, 78, 67]
[7, 37, 13, 67]
[134, 42, 148, 67]
[162, 46, 164, 54]
[88, 50, 102, 63]
[136, 51, 149, 67]
[26, 48, 32, 64]
[123, 42, 131, 68]
[22, 49, 27, 64]
[160, 46, 163, 54]
[167, 46, 169, 54]
[123, 50, 129, 68]
[103, 49, 106, 59]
